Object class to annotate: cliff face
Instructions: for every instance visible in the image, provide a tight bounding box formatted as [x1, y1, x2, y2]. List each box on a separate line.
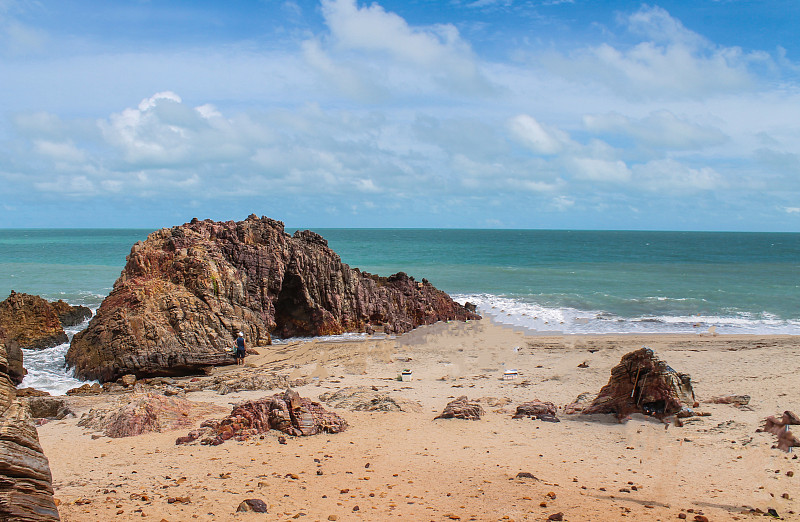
[67, 215, 479, 382]
[0, 341, 60, 521]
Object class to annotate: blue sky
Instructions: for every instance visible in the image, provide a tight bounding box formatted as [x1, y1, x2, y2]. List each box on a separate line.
[1, 0, 798, 230]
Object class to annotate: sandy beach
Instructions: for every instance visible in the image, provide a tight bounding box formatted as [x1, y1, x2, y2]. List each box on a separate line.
[40, 319, 800, 521]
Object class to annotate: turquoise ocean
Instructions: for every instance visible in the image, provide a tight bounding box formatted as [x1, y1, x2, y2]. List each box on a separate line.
[2, 228, 799, 394]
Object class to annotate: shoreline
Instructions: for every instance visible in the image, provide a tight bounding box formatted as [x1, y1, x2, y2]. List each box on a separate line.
[38, 319, 800, 520]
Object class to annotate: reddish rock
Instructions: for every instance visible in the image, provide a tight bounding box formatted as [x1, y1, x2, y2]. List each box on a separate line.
[0, 340, 60, 521]
[236, 499, 268, 513]
[434, 396, 484, 420]
[177, 388, 347, 445]
[0, 291, 67, 350]
[0, 331, 26, 385]
[581, 347, 695, 420]
[78, 392, 225, 438]
[762, 411, 800, 452]
[67, 215, 479, 382]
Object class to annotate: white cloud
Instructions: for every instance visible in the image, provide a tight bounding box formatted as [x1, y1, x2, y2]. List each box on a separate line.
[508, 114, 570, 155]
[583, 110, 728, 150]
[569, 157, 631, 183]
[631, 158, 723, 192]
[785, 207, 800, 214]
[543, 5, 766, 99]
[33, 140, 86, 164]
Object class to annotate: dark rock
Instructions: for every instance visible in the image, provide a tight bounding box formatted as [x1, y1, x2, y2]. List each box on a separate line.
[434, 396, 484, 420]
[50, 300, 92, 327]
[177, 388, 347, 446]
[547, 513, 563, 521]
[1, 335, 26, 385]
[0, 291, 67, 350]
[512, 400, 557, 420]
[515, 472, 540, 480]
[0, 340, 60, 521]
[26, 397, 74, 420]
[67, 216, 479, 382]
[581, 347, 696, 420]
[236, 499, 268, 513]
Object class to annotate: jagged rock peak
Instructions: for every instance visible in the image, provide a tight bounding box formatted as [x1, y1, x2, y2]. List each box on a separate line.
[67, 216, 479, 382]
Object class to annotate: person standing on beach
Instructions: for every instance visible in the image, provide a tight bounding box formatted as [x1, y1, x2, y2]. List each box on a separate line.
[235, 331, 246, 365]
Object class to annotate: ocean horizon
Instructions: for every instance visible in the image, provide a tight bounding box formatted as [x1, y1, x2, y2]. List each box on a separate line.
[2, 226, 799, 393]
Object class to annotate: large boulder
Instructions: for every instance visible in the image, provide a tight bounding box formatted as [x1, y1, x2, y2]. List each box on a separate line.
[579, 347, 695, 420]
[67, 215, 479, 382]
[0, 341, 60, 521]
[0, 291, 68, 350]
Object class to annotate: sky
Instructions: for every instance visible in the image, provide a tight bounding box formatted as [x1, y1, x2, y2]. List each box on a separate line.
[0, 0, 798, 230]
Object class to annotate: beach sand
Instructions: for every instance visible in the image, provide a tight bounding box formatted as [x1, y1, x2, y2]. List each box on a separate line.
[40, 320, 800, 521]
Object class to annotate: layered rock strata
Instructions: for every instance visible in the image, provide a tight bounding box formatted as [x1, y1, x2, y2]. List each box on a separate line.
[67, 215, 479, 382]
[0, 341, 60, 521]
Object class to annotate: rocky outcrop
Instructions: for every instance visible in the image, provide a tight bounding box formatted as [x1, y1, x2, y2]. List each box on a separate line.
[579, 347, 696, 420]
[0, 291, 68, 350]
[0, 328, 26, 385]
[760, 411, 800, 452]
[434, 396, 484, 420]
[49, 300, 92, 327]
[67, 215, 479, 382]
[0, 341, 60, 521]
[176, 389, 348, 445]
[77, 393, 225, 438]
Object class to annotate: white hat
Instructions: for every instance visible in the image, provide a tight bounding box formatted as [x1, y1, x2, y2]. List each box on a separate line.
[238, 332, 244, 337]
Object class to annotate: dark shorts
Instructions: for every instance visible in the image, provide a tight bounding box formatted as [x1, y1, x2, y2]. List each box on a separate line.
[236, 348, 246, 359]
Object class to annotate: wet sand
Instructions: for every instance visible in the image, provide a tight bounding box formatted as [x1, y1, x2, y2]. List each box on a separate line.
[41, 320, 800, 521]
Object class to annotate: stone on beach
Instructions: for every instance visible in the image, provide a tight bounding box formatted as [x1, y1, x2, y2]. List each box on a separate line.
[434, 396, 484, 420]
[77, 392, 224, 438]
[176, 388, 347, 446]
[319, 386, 423, 412]
[579, 347, 696, 420]
[760, 411, 800, 452]
[512, 400, 559, 421]
[66, 215, 479, 382]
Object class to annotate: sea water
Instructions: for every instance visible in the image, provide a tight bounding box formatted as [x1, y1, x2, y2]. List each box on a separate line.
[2, 228, 799, 394]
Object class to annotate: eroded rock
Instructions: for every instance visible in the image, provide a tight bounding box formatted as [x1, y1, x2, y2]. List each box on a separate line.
[0, 291, 67, 350]
[0, 341, 60, 521]
[67, 215, 479, 382]
[513, 400, 558, 421]
[78, 393, 225, 438]
[579, 347, 696, 420]
[319, 386, 423, 412]
[434, 396, 484, 420]
[176, 388, 347, 446]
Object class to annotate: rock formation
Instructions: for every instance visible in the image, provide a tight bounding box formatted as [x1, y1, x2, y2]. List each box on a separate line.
[0, 341, 60, 521]
[176, 389, 348, 445]
[434, 396, 484, 420]
[319, 386, 423, 412]
[760, 411, 800, 452]
[49, 300, 92, 327]
[578, 347, 695, 420]
[512, 400, 558, 421]
[0, 326, 26, 385]
[77, 393, 225, 438]
[0, 291, 68, 350]
[67, 215, 479, 382]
